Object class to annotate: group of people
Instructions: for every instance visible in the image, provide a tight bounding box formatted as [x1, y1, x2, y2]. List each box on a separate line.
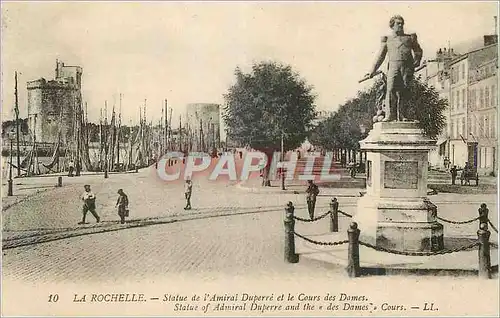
[78, 179, 194, 225]
[79, 185, 129, 225]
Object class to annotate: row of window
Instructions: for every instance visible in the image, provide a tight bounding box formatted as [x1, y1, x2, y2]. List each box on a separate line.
[469, 63, 497, 84]
[449, 113, 497, 140]
[469, 84, 497, 110]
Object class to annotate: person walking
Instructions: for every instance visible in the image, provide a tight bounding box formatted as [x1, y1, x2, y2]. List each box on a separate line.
[306, 180, 320, 219]
[115, 189, 129, 224]
[79, 185, 100, 224]
[184, 179, 193, 210]
[68, 159, 75, 177]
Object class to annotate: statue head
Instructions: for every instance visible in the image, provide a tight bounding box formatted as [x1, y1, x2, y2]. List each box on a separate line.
[389, 15, 405, 34]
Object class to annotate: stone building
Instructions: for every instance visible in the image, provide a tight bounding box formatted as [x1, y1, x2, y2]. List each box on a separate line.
[27, 60, 83, 145]
[416, 34, 498, 174]
[415, 48, 459, 168]
[185, 103, 221, 152]
[448, 54, 470, 168]
[467, 41, 498, 176]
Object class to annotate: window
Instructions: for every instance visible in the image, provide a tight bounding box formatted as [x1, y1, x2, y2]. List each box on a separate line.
[479, 116, 484, 137]
[450, 121, 454, 138]
[492, 85, 496, 107]
[461, 64, 465, 80]
[492, 117, 496, 139]
[462, 89, 466, 109]
[471, 118, 475, 138]
[457, 90, 461, 109]
[461, 117, 466, 137]
[480, 88, 484, 108]
[485, 86, 490, 108]
[469, 89, 475, 110]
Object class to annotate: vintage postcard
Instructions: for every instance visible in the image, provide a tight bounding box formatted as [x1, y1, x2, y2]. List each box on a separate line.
[1, 1, 499, 316]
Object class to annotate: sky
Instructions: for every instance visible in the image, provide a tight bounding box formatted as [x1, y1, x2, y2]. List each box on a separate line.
[1, 1, 498, 128]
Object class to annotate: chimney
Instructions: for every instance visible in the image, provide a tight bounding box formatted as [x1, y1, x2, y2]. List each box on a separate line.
[484, 35, 498, 46]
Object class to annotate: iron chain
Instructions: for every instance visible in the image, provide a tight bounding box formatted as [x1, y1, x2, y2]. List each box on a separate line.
[293, 210, 331, 223]
[436, 216, 480, 225]
[338, 210, 353, 218]
[358, 240, 480, 256]
[294, 231, 349, 246]
[488, 220, 498, 233]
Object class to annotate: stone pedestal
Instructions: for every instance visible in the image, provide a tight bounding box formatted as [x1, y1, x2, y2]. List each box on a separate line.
[354, 121, 444, 252]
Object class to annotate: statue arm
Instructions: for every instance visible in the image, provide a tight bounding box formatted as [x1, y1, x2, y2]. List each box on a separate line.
[411, 33, 423, 67]
[370, 36, 388, 76]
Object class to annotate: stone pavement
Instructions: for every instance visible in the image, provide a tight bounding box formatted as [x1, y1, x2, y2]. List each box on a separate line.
[2, 205, 499, 317]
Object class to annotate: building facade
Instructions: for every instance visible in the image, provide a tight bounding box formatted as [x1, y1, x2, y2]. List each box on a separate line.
[27, 60, 83, 145]
[185, 103, 221, 152]
[467, 43, 498, 176]
[415, 48, 458, 168]
[448, 55, 469, 168]
[416, 36, 497, 175]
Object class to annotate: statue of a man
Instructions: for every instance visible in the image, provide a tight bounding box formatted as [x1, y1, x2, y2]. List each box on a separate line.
[366, 15, 423, 122]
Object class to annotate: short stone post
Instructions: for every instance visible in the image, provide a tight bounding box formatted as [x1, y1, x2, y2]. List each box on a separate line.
[347, 222, 361, 278]
[477, 223, 491, 279]
[7, 179, 13, 196]
[284, 201, 299, 263]
[57, 176, 63, 187]
[478, 203, 489, 228]
[330, 198, 339, 232]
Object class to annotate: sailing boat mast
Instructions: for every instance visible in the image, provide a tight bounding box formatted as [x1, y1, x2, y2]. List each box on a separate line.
[117, 93, 122, 170]
[99, 108, 103, 170]
[75, 98, 81, 176]
[178, 115, 182, 152]
[164, 99, 168, 154]
[104, 101, 109, 178]
[15, 71, 21, 176]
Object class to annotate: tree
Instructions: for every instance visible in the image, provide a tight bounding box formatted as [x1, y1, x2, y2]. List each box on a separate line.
[311, 77, 447, 153]
[223, 61, 317, 186]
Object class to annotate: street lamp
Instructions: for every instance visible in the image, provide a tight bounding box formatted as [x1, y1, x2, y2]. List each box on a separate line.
[8, 130, 15, 196]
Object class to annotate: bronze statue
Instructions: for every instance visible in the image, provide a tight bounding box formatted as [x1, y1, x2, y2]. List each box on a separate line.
[363, 15, 423, 122]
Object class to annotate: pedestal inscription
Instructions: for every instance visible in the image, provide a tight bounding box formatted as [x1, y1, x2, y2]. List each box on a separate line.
[384, 161, 418, 189]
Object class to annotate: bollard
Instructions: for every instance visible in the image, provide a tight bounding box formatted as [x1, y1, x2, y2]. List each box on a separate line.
[104, 170, 109, 178]
[330, 198, 339, 232]
[347, 222, 361, 278]
[7, 179, 13, 196]
[478, 203, 489, 228]
[57, 176, 63, 187]
[284, 201, 299, 263]
[477, 223, 491, 279]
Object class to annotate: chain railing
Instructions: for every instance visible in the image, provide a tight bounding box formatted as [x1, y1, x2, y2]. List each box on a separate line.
[436, 216, 480, 224]
[294, 231, 348, 246]
[284, 201, 498, 279]
[338, 210, 353, 218]
[358, 240, 479, 256]
[293, 210, 331, 223]
[488, 220, 498, 233]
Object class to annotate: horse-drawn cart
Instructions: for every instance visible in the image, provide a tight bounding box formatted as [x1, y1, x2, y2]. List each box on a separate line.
[460, 167, 479, 186]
